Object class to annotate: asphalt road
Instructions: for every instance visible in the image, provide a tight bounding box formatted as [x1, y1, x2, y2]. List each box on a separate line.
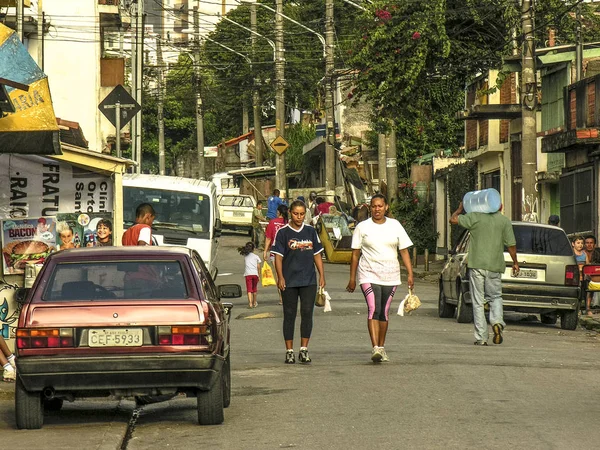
[1, 231, 600, 449]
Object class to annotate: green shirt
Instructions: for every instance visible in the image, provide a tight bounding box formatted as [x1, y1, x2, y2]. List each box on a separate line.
[252, 207, 265, 227]
[458, 212, 516, 274]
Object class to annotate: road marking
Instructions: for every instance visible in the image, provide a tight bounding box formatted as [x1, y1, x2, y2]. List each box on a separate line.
[217, 272, 233, 276]
[242, 313, 275, 320]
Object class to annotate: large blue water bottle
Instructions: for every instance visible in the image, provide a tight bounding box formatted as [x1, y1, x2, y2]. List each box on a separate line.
[463, 188, 502, 214]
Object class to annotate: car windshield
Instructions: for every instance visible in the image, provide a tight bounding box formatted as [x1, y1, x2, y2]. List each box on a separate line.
[42, 261, 189, 301]
[124, 186, 211, 237]
[511, 225, 573, 256]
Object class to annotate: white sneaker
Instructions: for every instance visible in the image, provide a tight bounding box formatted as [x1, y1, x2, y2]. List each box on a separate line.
[3, 367, 15, 382]
[371, 346, 383, 363]
[380, 348, 389, 362]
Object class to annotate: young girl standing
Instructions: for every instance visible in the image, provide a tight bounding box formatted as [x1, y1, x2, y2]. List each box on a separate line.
[239, 242, 262, 308]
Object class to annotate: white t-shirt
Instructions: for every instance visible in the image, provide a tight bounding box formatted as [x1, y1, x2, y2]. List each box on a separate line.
[244, 253, 262, 277]
[351, 217, 413, 286]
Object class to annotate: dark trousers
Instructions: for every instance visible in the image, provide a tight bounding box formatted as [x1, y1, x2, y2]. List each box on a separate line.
[282, 285, 318, 341]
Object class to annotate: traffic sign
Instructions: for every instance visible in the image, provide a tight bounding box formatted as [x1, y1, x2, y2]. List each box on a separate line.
[270, 135, 289, 155]
[98, 85, 140, 130]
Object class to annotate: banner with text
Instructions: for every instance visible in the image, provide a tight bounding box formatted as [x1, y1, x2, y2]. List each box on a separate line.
[0, 154, 113, 220]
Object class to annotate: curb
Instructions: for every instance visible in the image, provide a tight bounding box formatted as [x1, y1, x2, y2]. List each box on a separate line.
[579, 315, 600, 331]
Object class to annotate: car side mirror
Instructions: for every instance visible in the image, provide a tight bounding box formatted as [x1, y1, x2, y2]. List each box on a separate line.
[15, 287, 29, 304]
[218, 284, 242, 299]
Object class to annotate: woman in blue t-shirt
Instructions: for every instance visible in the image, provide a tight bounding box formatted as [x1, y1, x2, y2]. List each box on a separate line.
[271, 200, 326, 364]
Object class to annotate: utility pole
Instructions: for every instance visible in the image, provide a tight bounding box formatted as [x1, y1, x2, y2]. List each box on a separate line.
[37, 0, 43, 67]
[135, 0, 144, 173]
[386, 128, 398, 201]
[250, 2, 263, 166]
[275, 0, 286, 191]
[378, 133, 387, 193]
[16, 0, 23, 42]
[194, 6, 205, 179]
[157, 36, 165, 175]
[576, 2, 583, 82]
[325, 0, 336, 194]
[131, 30, 137, 170]
[521, 0, 537, 222]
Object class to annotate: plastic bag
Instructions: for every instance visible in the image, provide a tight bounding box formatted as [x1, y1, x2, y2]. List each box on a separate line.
[261, 262, 276, 287]
[323, 290, 332, 312]
[315, 286, 326, 307]
[397, 289, 421, 316]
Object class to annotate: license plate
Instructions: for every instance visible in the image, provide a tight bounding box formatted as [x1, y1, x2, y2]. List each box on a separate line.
[233, 211, 246, 217]
[89, 328, 143, 347]
[512, 269, 538, 279]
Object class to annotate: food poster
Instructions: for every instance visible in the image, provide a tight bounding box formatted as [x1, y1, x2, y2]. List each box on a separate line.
[2, 217, 57, 275]
[56, 213, 114, 249]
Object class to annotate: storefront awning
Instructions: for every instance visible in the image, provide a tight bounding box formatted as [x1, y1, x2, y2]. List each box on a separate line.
[0, 23, 61, 155]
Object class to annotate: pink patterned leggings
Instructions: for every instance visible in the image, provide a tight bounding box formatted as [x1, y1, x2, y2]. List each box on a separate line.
[360, 283, 397, 321]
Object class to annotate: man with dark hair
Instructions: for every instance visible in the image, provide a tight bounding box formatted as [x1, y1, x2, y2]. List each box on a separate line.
[122, 203, 156, 246]
[266, 189, 285, 220]
[548, 215, 560, 226]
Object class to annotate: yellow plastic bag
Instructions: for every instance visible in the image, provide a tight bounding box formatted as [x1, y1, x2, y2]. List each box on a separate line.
[261, 262, 276, 287]
[397, 288, 421, 316]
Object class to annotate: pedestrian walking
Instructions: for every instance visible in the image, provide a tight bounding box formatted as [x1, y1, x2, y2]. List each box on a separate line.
[450, 201, 519, 345]
[346, 194, 414, 363]
[1, 335, 16, 382]
[239, 242, 262, 308]
[271, 200, 325, 364]
[266, 189, 285, 220]
[264, 204, 289, 305]
[583, 235, 600, 314]
[122, 203, 155, 246]
[252, 201, 266, 249]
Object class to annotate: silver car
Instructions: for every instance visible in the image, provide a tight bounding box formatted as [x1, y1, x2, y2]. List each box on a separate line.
[438, 222, 581, 330]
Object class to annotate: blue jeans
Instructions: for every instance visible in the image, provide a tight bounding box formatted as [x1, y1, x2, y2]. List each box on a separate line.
[468, 269, 505, 343]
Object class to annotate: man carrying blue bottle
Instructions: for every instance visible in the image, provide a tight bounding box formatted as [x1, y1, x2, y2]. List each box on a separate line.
[450, 189, 520, 346]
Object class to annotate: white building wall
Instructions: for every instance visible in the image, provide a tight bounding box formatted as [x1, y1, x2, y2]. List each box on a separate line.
[42, 1, 102, 152]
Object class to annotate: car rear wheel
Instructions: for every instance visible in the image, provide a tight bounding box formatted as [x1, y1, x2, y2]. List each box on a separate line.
[15, 377, 43, 429]
[456, 287, 474, 323]
[222, 354, 231, 408]
[540, 312, 558, 325]
[438, 284, 456, 318]
[197, 378, 224, 425]
[560, 309, 578, 330]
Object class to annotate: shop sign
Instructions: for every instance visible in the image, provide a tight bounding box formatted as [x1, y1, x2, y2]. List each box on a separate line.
[0, 154, 113, 219]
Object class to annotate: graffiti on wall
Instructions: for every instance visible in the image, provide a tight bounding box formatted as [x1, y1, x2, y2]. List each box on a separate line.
[522, 188, 539, 223]
[0, 279, 19, 338]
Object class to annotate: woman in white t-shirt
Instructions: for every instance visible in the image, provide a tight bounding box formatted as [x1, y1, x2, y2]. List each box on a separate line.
[346, 194, 414, 363]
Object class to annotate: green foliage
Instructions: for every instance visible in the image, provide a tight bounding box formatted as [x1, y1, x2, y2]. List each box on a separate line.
[284, 123, 316, 172]
[447, 161, 478, 247]
[391, 180, 438, 253]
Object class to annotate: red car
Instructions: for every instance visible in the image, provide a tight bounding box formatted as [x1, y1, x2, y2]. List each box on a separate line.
[13, 246, 240, 429]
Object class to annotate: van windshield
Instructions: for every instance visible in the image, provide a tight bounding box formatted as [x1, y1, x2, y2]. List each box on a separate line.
[124, 186, 211, 237]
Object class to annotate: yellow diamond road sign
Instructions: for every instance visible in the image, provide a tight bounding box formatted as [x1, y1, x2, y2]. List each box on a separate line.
[270, 135, 289, 155]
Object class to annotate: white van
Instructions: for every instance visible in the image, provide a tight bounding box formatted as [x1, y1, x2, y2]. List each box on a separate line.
[210, 172, 240, 196]
[122, 174, 221, 279]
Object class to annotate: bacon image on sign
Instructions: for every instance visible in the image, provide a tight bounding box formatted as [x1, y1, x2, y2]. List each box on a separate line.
[270, 135, 290, 155]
